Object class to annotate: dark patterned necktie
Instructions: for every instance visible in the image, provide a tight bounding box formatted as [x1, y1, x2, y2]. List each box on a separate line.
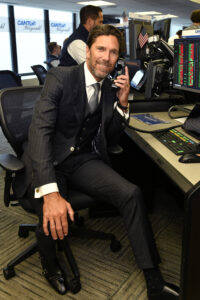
[89, 83, 100, 114]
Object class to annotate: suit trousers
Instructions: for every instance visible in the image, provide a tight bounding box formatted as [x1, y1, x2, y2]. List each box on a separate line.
[30, 153, 161, 269]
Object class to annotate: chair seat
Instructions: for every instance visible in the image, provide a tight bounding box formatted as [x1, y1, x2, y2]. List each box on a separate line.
[68, 190, 97, 211]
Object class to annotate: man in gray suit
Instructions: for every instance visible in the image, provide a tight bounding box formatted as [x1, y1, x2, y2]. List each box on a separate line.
[20, 25, 179, 299]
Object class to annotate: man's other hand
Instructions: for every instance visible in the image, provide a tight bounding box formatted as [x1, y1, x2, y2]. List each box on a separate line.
[43, 192, 74, 240]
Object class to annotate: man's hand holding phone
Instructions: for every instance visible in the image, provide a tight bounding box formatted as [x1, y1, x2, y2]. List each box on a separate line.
[114, 65, 130, 110]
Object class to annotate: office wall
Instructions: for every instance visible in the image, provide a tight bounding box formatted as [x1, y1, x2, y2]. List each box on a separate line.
[22, 77, 39, 86]
[169, 18, 191, 37]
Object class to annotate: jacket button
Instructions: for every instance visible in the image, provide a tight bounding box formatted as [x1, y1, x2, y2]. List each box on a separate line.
[70, 146, 75, 152]
[36, 188, 39, 193]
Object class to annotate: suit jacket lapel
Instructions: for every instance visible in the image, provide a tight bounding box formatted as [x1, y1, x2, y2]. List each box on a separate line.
[71, 63, 87, 124]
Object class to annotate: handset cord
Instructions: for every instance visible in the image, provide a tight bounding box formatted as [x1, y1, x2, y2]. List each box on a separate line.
[167, 105, 191, 119]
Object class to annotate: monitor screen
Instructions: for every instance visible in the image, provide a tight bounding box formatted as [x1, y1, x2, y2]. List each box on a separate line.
[153, 19, 171, 42]
[173, 38, 200, 94]
[130, 69, 145, 90]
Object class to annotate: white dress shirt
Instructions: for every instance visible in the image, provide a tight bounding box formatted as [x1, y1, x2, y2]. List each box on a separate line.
[35, 62, 129, 198]
[68, 40, 86, 65]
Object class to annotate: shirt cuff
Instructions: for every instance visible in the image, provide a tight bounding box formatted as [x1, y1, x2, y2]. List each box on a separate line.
[34, 182, 59, 198]
[114, 102, 129, 119]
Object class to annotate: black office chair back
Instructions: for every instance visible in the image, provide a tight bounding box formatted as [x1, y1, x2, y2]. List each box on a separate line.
[0, 70, 22, 90]
[43, 60, 52, 70]
[31, 64, 47, 85]
[0, 86, 43, 157]
[0, 86, 95, 207]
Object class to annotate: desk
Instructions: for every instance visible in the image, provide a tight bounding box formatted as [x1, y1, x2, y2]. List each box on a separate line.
[126, 112, 200, 300]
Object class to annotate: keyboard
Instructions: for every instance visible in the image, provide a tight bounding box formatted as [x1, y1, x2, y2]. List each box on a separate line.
[152, 128, 198, 155]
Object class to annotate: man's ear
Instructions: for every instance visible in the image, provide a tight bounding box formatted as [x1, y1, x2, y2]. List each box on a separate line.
[86, 17, 95, 32]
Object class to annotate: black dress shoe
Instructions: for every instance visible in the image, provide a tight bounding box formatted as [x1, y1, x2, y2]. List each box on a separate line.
[44, 270, 67, 295]
[40, 256, 67, 295]
[148, 282, 179, 300]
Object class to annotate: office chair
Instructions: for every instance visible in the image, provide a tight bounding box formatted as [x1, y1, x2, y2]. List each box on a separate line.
[0, 86, 121, 293]
[43, 60, 52, 70]
[31, 64, 47, 85]
[0, 70, 22, 90]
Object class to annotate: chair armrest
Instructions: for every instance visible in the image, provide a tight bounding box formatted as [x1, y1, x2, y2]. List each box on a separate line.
[0, 154, 24, 172]
[108, 144, 123, 155]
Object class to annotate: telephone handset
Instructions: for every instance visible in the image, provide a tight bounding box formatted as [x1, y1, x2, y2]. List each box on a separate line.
[107, 58, 126, 88]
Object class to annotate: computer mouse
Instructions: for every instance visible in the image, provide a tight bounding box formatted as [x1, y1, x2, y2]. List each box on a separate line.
[179, 153, 200, 163]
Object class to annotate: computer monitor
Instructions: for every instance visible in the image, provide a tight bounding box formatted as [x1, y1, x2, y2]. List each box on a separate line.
[129, 19, 153, 60]
[173, 38, 200, 94]
[153, 19, 171, 42]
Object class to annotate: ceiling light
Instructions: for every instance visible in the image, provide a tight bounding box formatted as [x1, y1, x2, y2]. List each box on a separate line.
[77, 1, 116, 6]
[190, 0, 200, 3]
[153, 14, 178, 21]
[134, 11, 162, 15]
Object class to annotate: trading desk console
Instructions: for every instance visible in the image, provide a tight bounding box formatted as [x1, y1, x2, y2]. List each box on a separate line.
[126, 112, 200, 300]
[125, 125, 200, 194]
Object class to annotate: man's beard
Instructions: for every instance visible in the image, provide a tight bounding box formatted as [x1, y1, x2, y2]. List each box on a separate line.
[88, 58, 114, 80]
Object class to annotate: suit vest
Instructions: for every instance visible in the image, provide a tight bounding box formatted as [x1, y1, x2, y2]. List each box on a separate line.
[73, 100, 102, 154]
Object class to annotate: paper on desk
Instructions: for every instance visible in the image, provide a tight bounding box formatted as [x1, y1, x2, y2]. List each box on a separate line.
[175, 117, 187, 124]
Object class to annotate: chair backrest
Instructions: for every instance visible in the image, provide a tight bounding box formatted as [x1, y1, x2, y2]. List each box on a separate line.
[0, 86, 96, 212]
[0, 86, 43, 157]
[0, 70, 22, 90]
[43, 60, 52, 70]
[31, 65, 47, 85]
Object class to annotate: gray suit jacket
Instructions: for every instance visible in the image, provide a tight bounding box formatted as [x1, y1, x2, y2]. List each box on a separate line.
[14, 63, 127, 196]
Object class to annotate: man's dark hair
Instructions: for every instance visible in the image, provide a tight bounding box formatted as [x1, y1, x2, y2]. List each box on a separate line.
[87, 24, 123, 54]
[80, 5, 102, 24]
[190, 9, 200, 23]
[176, 30, 182, 38]
[47, 42, 57, 54]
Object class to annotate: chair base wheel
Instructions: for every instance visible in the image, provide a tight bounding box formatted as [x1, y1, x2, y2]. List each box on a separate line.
[68, 278, 81, 294]
[110, 240, 121, 252]
[18, 227, 29, 238]
[3, 267, 16, 280]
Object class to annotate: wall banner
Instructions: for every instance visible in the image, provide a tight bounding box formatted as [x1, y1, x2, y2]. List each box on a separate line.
[50, 21, 72, 34]
[0, 17, 9, 32]
[15, 18, 44, 33]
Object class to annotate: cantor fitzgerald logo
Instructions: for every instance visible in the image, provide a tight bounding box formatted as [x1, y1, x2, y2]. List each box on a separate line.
[50, 22, 71, 32]
[0, 23, 5, 29]
[51, 22, 66, 28]
[17, 20, 36, 26]
[17, 19, 42, 31]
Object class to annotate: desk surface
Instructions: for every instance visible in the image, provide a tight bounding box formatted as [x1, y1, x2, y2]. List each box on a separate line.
[126, 112, 200, 194]
[126, 110, 200, 300]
